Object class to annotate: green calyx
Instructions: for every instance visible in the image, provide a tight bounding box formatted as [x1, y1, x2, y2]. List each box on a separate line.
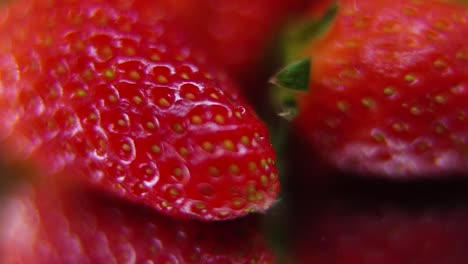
[270, 58, 311, 120]
[271, 58, 311, 92]
[271, 2, 338, 121]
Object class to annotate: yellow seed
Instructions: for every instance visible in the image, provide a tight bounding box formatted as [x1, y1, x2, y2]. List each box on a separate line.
[157, 75, 168, 83]
[41, 35, 54, 46]
[179, 147, 189, 157]
[180, 73, 189, 79]
[433, 60, 447, 68]
[337, 101, 348, 112]
[56, 64, 66, 74]
[247, 184, 256, 193]
[195, 202, 206, 210]
[145, 168, 154, 175]
[410, 106, 422, 115]
[191, 115, 202, 124]
[270, 172, 277, 180]
[214, 114, 225, 124]
[456, 51, 468, 60]
[132, 96, 143, 105]
[158, 98, 170, 107]
[202, 142, 214, 152]
[146, 122, 156, 130]
[82, 69, 93, 80]
[435, 123, 446, 134]
[122, 143, 131, 152]
[117, 119, 127, 126]
[229, 164, 240, 175]
[169, 188, 179, 196]
[256, 192, 264, 201]
[125, 47, 136, 56]
[241, 136, 250, 146]
[384, 87, 395, 96]
[99, 46, 113, 60]
[89, 113, 98, 120]
[208, 166, 220, 176]
[173, 123, 183, 132]
[373, 133, 385, 142]
[392, 122, 408, 132]
[104, 69, 115, 79]
[151, 145, 161, 154]
[361, 98, 375, 108]
[108, 95, 118, 103]
[248, 162, 257, 171]
[184, 93, 196, 100]
[76, 89, 87, 97]
[434, 95, 447, 104]
[261, 175, 268, 186]
[223, 140, 235, 151]
[129, 70, 141, 80]
[173, 168, 183, 178]
[210, 93, 219, 99]
[232, 199, 244, 207]
[150, 54, 160, 61]
[404, 74, 416, 83]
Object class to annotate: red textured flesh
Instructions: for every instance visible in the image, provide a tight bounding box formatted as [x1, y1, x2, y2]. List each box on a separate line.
[161, 0, 307, 81]
[297, 0, 468, 177]
[0, 0, 279, 220]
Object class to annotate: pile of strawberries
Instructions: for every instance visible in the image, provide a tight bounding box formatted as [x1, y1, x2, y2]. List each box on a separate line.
[0, 0, 467, 263]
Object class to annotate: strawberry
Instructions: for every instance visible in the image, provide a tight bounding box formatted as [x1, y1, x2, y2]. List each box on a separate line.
[0, 0, 279, 220]
[273, 0, 468, 178]
[0, 181, 275, 264]
[291, 179, 468, 264]
[160, 0, 309, 86]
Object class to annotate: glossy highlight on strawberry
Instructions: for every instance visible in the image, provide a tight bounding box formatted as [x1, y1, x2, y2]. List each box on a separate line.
[0, 0, 279, 221]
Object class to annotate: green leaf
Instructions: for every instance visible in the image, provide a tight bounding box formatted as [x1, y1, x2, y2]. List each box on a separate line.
[270, 58, 311, 91]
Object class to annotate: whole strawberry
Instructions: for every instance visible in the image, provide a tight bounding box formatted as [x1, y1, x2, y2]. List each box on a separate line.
[0, 182, 275, 264]
[274, 0, 468, 178]
[0, 0, 279, 220]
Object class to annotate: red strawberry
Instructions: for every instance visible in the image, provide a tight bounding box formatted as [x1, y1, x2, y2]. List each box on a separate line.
[0, 0, 279, 221]
[0, 181, 275, 264]
[291, 180, 468, 264]
[160, 0, 309, 86]
[273, 0, 468, 178]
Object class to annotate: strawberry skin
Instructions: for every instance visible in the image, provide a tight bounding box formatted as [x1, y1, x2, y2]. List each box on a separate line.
[0, 0, 279, 220]
[279, 0, 468, 178]
[161, 0, 308, 84]
[0, 182, 275, 264]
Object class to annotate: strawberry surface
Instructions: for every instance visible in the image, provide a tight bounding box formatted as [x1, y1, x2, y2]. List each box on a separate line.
[161, 0, 309, 85]
[0, 0, 279, 220]
[276, 0, 468, 178]
[0, 181, 275, 264]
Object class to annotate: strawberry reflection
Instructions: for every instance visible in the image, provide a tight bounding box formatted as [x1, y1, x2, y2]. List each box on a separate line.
[0, 181, 275, 264]
[290, 178, 468, 264]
